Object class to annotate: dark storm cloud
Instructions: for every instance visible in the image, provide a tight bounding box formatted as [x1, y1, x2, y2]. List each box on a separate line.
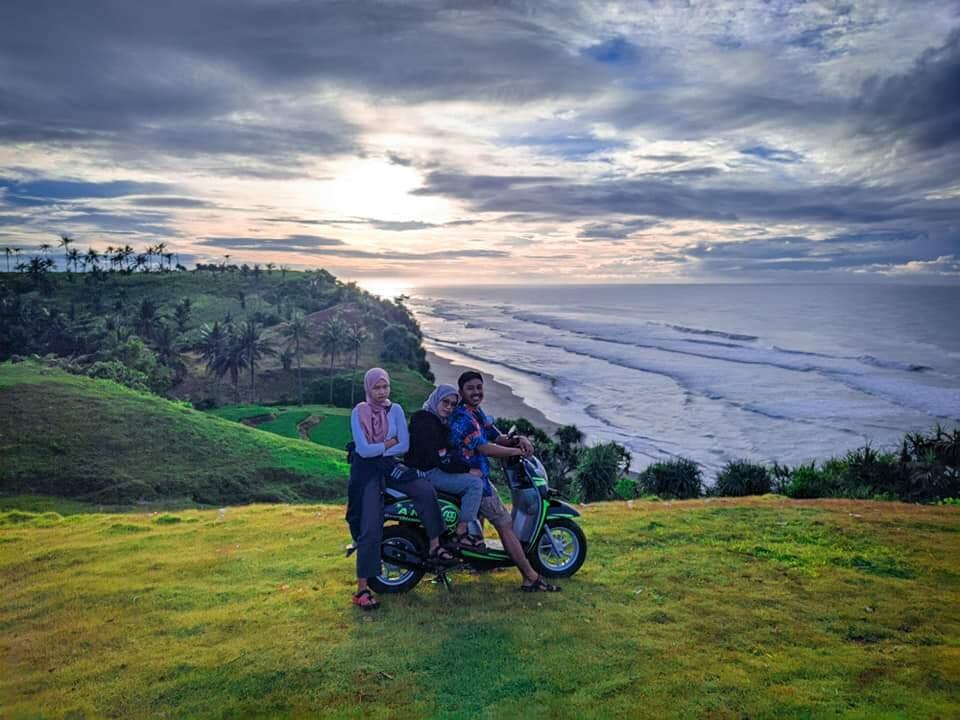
[857, 28, 960, 150]
[0, 0, 603, 159]
[676, 230, 960, 274]
[413, 169, 955, 225]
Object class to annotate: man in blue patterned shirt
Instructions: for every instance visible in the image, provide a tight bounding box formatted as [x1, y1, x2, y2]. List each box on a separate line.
[448, 370, 561, 592]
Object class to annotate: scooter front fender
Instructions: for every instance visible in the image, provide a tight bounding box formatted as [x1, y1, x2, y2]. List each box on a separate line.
[546, 500, 580, 519]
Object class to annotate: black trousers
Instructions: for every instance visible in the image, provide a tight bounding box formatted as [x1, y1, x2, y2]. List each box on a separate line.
[346, 456, 445, 580]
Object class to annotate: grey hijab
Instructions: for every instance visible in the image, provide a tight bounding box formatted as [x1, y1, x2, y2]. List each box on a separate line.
[422, 384, 459, 422]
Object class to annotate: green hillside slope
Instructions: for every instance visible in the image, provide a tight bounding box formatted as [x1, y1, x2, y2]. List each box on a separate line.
[0, 362, 348, 504]
[206, 404, 353, 450]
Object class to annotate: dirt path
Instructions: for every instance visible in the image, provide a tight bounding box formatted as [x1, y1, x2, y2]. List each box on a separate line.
[297, 414, 322, 440]
[240, 413, 277, 427]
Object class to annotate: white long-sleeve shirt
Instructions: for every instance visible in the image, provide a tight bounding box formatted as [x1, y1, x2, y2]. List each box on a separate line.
[350, 403, 409, 458]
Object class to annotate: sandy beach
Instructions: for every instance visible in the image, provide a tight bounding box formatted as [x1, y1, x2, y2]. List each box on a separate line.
[426, 351, 559, 434]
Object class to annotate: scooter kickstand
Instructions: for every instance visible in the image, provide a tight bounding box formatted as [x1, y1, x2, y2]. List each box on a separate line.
[433, 571, 452, 592]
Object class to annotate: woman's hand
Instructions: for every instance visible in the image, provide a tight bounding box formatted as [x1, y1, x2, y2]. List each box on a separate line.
[384, 437, 399, 450]
[469, 468, 483, 477]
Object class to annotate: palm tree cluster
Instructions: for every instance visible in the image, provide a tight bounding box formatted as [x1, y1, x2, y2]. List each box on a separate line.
[196, 311, 370, 407]
[198, 319, 276, 404]
[2, 238, 183, 275]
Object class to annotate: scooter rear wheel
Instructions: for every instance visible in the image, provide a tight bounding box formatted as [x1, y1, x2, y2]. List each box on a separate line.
[531, 518, 587, 578]
[369, 525, 427, 594]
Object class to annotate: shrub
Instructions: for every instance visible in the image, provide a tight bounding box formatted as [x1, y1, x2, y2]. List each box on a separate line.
[770, 462, 792, 495]
[783, 462, 831, 498]
[613, 476, 638, 500]
[714, 460, 772, 496]
[636, 458, 702, 499]
[841, 445, 903, 498]
[899, 426, 960, 501]
[85, 360, 152, 393]
[576, 442, 627, 502]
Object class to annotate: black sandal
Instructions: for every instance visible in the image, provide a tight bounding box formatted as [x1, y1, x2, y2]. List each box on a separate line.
[429, 546, 458, 565]
[521, 576, 562, 592]
[454, 532, 486, 551]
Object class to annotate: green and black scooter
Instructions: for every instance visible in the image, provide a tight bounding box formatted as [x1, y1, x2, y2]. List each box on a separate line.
[368, 450, 587, 594]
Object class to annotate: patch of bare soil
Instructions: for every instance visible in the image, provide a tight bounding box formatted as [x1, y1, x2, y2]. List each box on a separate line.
[297, 414, 323, 439]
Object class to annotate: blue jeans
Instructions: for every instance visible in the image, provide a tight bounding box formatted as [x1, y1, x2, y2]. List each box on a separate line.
[427, 468, 483, 527]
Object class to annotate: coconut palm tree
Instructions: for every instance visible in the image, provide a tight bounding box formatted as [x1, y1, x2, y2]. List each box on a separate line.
[282, 312, 310, 406]
[155, 242, 167, 271]
[59, 234, 74, 269]
[3, 247, 12, 273]
[134, 298, 160, 340]
[319, 317, 347, 404]
[198, 321, 228, 400]
[85, 247, 100, 272]
[152, 321, 186, 381]
[239, 319, 275, 402]
[213, 329, 248, 404]
[344, 322, 370, 405]
[174, 298, 192, 333]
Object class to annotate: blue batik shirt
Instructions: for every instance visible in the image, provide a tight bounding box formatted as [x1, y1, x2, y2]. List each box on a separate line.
[448, 404, 501, 496]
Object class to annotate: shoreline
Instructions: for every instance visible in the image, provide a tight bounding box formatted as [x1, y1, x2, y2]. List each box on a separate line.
[426, 350, 559, 434]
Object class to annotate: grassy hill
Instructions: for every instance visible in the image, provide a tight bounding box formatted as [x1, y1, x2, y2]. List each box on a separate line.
[1, 495, 957, 718]
[206, 403, 354, 451]
[0, 362, 348, 504]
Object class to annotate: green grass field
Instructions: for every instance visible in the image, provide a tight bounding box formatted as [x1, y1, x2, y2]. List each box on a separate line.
[0, 362, 348, 504]
[207, 403, 353, 454]
[2, 496, 957, 718]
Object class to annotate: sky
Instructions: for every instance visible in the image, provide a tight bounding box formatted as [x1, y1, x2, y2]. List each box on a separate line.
[1, 0, 959, 288]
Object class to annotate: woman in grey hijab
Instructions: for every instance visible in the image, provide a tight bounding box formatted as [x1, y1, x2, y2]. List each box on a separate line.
[405, 384, 485, 550]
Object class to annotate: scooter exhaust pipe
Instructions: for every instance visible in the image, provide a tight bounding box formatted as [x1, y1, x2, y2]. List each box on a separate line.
[381, 544, 430, 572]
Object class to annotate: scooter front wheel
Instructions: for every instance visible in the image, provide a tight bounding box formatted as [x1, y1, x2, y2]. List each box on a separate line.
[369, 525, 426, 594]
[531, 518, 587, 578]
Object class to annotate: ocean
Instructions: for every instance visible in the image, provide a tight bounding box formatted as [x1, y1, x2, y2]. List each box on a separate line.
[408, 284, 960, 480]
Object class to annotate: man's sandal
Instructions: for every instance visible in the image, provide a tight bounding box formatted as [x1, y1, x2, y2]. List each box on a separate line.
[429, 546, 458, 565]
[521, 577, 562, 592]
[454, 532, 486, 551]
[352, 588, 380, 610]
